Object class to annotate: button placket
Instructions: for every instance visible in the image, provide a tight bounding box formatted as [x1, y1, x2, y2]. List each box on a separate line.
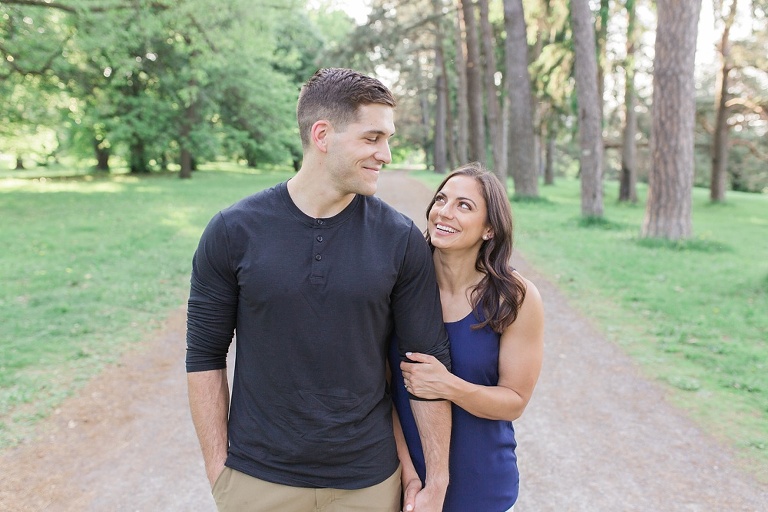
[310, 219, 327, 283]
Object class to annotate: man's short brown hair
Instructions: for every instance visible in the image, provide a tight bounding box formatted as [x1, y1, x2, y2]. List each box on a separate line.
[297, 68, 396, 148]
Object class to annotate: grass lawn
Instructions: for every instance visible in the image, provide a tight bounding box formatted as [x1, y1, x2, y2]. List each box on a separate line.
[0, 165, 293, 447]
[413, 170, 768, 480]
[1, 166, 766, 483]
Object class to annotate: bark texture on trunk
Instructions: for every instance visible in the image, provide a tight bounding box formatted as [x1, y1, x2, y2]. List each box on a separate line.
[503, 0, 538, 197]
[461, 0, 487, 164]
[642, 0, 703, 240]
[710, 0, 738, 203]
[179, 100, 196, 179]
[442, 49, 458, 170]
[180, 148, 193, 179]
[545, 133, 555, 185]
[454, 5, 469, 164]
[570, 0, 604, 217]
[596, 0, 609, 125]
[479, 0, 504, 179]
[619, 0, 638, 203]
[432, 0, 448, 174]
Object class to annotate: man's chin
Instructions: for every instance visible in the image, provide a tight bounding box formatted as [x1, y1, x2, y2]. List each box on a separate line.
[357, 179, 378, 196]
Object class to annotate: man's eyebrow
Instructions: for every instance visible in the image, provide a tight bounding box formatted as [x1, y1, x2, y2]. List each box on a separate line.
[363, 129, 395, 137]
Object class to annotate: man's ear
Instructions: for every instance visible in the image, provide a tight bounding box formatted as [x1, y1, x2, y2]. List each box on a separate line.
[311, 120, 331, 153]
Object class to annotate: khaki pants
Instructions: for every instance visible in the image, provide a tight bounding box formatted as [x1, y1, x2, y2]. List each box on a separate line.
[212, 465, 402, 512]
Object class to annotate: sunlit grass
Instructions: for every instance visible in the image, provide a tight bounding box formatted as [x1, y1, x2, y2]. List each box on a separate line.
[0, 166, 292, 447]
[415, 170, 768, 480]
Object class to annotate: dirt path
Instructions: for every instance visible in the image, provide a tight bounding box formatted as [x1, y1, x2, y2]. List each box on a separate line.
[1, 170, 766, 511]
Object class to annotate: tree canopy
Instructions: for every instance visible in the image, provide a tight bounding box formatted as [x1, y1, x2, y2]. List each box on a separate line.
[2, 0, 767, 237]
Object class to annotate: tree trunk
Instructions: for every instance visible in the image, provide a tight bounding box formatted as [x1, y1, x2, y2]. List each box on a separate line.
[179, 117, 194, 179]
[433, 0, 449, 174]
[478, 0, 504, 178]
[503, 0, 538, 197]
[545, 130, 555, 185]
[179, 149, 192, 178]
[179, 79, 198, 179]
[94, 138, 110, 172]
[710, 0, 738, 203]
[619, 0, 638, 203]
[596, 0, 610, 126]
[570, 0, 604, 217]
[246, 146, 258, 168]
[15, 155, 25, 170]
[530, 2, 551, 184]
[454, 5, 469, 164]
[420, 76, 433, 171]
[460, 0, 487, 164]
[642, 0, 702, 240]
[442, 49, 458, 170]
[129, 140, 149, 174]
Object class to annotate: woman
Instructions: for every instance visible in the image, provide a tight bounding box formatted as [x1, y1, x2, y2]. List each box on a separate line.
[389, 163, 544, 512]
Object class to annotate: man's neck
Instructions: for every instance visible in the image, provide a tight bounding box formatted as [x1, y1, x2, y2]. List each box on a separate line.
[287, 167, 355, 219]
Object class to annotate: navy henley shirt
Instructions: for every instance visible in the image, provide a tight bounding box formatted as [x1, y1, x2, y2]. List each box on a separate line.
[186, 180, 450, 489]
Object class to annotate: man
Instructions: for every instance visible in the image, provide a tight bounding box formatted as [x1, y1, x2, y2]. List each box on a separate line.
[186, 68, 452, 512]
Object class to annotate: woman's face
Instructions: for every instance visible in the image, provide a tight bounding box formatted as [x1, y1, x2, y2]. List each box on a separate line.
[428, 175, 492, 252]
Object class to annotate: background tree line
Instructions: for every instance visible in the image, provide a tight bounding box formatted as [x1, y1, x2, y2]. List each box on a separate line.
[1, 0, 767, 240]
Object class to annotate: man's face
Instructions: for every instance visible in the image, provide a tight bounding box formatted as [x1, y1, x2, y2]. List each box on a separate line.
[324, 103, 395, 197]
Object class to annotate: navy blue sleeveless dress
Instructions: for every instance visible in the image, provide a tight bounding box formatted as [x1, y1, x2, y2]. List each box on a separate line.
[389, 312, 519, 511]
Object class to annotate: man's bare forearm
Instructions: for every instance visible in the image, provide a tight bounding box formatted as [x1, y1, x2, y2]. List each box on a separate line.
[187, 369, 230, 487]
[410, 399, 451, 508]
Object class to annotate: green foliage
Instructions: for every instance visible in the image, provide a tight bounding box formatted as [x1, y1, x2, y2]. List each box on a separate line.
[1, 0, 329, 173]
[324, 0, 448, 156]
[306, 5, 358, 65]
[0, 167, 292, 447]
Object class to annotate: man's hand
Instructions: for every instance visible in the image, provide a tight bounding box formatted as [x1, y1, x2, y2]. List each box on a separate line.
[187, 369, 230, 490]
[206, 458, 227, 488]
[401, 475, 422, 512]
[412, 483, 448, 512]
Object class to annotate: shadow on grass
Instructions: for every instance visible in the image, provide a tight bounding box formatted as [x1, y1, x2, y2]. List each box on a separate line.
[577, 216, 628, 230]
[633, 236, 732, 253]
[510, 194, 552, 204]
[1, 163, 294, 182]
[558, 215, 630, 231]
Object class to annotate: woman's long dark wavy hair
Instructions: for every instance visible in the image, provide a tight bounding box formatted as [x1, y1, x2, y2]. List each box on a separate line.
[425, 163, 526, 333]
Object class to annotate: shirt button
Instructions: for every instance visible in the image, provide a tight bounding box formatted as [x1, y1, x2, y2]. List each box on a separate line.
[316, 235, 323, 242]
[315, 254, 322, 261]
[316, 219, 324, 225]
